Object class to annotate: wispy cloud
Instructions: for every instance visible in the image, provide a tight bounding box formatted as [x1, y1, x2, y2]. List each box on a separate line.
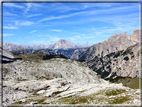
[37, 34, 60, 42]
[69, 34, 95, 41]
[69, 37, 75, 41]
[38, 12, 84, 22]
[30, 30, 37, 33]
[51, 29, 63, 32]
[3, 33, 13, 37]
[27, 14, 41, 17]
[3, 3, 24, 8]
[24, 3, 44, 14]
[4, 12, 17, 16]
[20, 21, 34, 26]
[38, 4, 138, 23]
[37, 35, 50, 37]
[25, 3, 32, 13]
[3, 26, 18, 29]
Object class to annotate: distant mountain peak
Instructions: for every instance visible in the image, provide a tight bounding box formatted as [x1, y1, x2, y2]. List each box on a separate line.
[58, 39, 68, 44]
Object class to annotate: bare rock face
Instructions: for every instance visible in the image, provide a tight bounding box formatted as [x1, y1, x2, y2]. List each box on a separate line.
[87, 43, 141, 79]
[79, 30, 141, 62]
[58, 39, 67, 44]
[130, 29, 141, 43]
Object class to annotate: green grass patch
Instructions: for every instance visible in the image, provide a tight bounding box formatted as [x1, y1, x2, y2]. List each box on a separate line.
[51, 96, 90, 104]
[17, 79, 27, 81]
[13, 101, 23, 104]
[108, 95, 131, 104]
[36, 76, 51, 80]
[105, 89, 126, 96]
[109, 76, 141, 89]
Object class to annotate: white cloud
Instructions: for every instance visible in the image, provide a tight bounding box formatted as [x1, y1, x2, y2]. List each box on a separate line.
[27, 14, 41, 17]
[3, 33, 13, 37]
[30, 30, 37, 33]
[51, 29, 63, 32]
[25, 3, 32, 13]
[3, 3, 24, 8]
[37, 34, 60, 42]
[69, 37, 75, 41]
[20, 21, 34, 26]
[3, 26, 18, 29]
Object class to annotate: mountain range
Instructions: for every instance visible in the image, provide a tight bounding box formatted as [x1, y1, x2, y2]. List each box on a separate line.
[2, 39, 89, 51]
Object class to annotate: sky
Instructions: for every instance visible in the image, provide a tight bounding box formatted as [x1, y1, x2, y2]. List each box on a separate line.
[3, 2, 140, 46]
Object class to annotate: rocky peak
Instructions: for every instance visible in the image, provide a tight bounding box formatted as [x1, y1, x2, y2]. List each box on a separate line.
[58, 39, 68, 44]
[130, 29, 140, 43]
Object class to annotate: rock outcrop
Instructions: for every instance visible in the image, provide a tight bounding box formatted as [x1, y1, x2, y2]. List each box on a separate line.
[87, 43, 141, 79]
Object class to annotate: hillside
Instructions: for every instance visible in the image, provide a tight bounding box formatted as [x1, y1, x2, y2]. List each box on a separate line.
[2, 50, 140, 106]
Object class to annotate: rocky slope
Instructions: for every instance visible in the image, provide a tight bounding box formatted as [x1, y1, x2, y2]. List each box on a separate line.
[2, 51, 140, 106]
[87, 43, 141, 80]
[0, 47, 15, 63]
[79, 30, 140, 62]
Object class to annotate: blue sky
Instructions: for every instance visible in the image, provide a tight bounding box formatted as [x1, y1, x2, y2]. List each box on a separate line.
[3, 2, 140, 46]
